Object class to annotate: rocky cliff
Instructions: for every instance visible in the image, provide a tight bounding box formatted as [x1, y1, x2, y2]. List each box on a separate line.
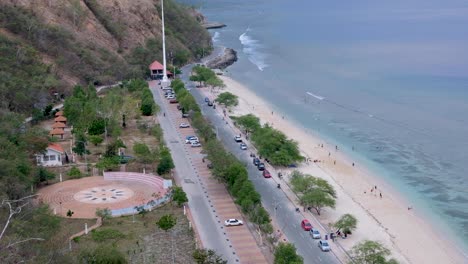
[0, 0, 211, 111]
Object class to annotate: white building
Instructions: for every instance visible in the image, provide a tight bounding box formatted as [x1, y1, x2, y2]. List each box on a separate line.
[36, 143, 64, 167]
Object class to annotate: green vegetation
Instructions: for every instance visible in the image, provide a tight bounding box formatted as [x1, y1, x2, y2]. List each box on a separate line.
[83, 0, 125, 40]
[157, 214, 177, 231]
[350, 240, 398, 264]
[290, 171, 336, 215]
[215, 92, 238, 107]
[334, 214, 358, 235]
[171, 79, 274, 236]
[172, 186, 188, 206]
[79, 245, 127, 264]
[91, 228, 126, 242]
[274, 242, 304, 264]
[190, 65, 224, 88]
[193, 249, 227, 264]
[95, 208, 112, 224]
[68, 166, 83, 179]
[157, 146, 175, 175]
[141, 87, 158, 116]
[233, 114, 303, 166]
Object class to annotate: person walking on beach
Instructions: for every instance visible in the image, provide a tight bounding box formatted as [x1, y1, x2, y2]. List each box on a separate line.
[380, 192, 382, 198]
[163, 112, 165, 117]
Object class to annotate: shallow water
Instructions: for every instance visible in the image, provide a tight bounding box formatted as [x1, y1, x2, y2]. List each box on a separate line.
[180, 0, 468, 252]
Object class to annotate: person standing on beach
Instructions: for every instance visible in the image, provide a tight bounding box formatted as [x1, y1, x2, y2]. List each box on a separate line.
[380, 192, 382, 198]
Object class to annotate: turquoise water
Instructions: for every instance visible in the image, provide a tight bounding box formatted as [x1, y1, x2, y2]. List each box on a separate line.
[180, 0, 468, 253]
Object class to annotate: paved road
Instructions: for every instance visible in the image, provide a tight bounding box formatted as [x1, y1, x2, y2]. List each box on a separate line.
[151, 79, 269, 263]
[180, 64, 340, 264]
[149, 81, 237, 263]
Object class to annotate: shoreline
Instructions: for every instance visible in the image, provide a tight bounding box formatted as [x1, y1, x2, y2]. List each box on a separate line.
[202, 74, 467, 263]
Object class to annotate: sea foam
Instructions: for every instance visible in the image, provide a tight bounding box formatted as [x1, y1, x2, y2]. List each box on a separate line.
[239, 29, 269, 71]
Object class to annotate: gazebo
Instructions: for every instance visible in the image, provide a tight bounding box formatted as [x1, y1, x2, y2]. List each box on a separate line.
[54, 116, 67, 124]
[149, 60, 173, 80]
[52, 122, 66, 129]
[50, 128, 65, 139]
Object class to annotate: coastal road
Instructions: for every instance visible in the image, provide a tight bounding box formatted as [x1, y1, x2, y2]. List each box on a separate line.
[149, 81, 238, 263]
[180, 64, 340, 264]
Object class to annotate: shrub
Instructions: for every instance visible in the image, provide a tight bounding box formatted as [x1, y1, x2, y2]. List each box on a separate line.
[68, 166, 82, 179]
[91, 228, 125, 242]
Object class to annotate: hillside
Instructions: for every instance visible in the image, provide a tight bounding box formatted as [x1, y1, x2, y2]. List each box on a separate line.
[0, 0, 211, 114]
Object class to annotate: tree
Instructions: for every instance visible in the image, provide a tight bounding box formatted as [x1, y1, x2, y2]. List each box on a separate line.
[133, 142, 157, 166]
[206, 76, 225, 92]
[88, 135, 104, 146]
[215, 92, 238, 107]
[334, 214, 357, 234]
[350, 240, 398, 264]
[235, 114, 261, 133]
[172, 186, 188, 206]
[193, 248, 227, 264]
[290, 171, 336, 215]
[157, 214, 176, 231]
[88, 118, 106, 135]
[36, 168, 55, 184]
[79, 245, 127, 264]
[95, 208, 112, 224]
[157, 147, 174, 175]
[134, 205, 148, 218]
[73, 132, 89, 157]
[274, 242, 303, 264]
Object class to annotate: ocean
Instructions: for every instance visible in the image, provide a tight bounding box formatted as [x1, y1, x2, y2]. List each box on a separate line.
[179, 0, 468, 252]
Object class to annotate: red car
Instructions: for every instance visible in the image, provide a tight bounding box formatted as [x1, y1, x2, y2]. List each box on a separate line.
[262, 169, 271, 178]
[301, 219, 312, 231]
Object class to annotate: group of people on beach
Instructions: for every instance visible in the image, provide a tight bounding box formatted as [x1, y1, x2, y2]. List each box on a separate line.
[364, 185, 383, 198]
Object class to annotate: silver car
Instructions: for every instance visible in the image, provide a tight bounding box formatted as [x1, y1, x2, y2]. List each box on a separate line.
[310, 228, 321, 239]
[318, 240, 331, 252]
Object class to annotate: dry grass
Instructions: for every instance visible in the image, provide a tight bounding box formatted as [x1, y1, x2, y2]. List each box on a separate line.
[67, 204, 196, 264]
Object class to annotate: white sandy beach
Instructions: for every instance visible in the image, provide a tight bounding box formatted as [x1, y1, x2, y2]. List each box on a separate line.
[200, 75, 467, 264]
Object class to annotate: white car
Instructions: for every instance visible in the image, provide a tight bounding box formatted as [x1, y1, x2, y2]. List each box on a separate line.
[234, 135, 242, 142]
[240, 143, 247, 150]
[310, 228, 321, 239]
[185, 136, 199, 143]
[191, 142, 201, 147]
[179, 123, 190, 128]
[167, 95, 175, 99]
[224, 219, 243, 226]
[318, 240, 331, 252]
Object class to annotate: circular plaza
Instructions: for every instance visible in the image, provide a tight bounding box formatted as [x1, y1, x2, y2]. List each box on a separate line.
[37, 172, 169, 218]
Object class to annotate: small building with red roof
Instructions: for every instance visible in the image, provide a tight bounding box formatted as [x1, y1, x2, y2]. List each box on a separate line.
[54, 116, 67, 124]
[36, 143, 64, 167]
[55, 110, 64, 117]
[149, 60, 173, 80]
[52, 122, 66, 129]
[49, 128, 65, 139]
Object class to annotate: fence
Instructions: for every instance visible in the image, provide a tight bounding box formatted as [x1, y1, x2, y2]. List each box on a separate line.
[110, 192, 172, 217]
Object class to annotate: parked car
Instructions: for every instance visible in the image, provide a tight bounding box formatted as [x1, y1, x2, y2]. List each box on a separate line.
[182, 113, 189, 118]
[257, 163, 265, 171]
[179, 123, 190, 128]
[207, 163, 213, 169]
[262, 169, 271, 178]
[185, 136, 198, 143]
[301, 219, 312, 231]
[177, 105, 182, 110]
[169, 99, 178, 104]
[310, 228, 321, 239]
[191, 142, 202, 147]
[318, 240, 331, 252]
[240, 143, 247, 150]
[234, 135, 242, 142]
[166, 95, 175, 99]
[224, 219, 243, 226]
[253, 158, 260, 166]
[207, 101, 213, 106]
[204, 97, 209, 102]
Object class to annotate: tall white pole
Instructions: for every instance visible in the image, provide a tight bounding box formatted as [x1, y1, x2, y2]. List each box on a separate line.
[161, 0, 170, 87]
